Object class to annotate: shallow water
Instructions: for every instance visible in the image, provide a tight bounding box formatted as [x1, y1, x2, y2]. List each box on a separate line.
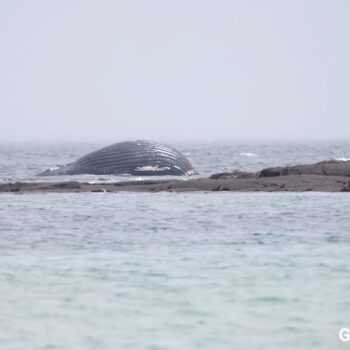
[1, 141, 350, 349]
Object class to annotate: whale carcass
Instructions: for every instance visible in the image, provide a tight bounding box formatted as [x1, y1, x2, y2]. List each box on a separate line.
[39, 140, 194, 176]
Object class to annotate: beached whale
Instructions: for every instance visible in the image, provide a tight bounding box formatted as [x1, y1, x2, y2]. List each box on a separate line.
[39, 140, 194, 176]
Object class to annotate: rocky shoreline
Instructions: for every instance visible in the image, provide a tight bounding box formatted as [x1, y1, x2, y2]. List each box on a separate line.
[1, 160, 350, 194]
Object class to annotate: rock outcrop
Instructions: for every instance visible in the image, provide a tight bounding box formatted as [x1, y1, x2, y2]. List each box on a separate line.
[1, 160, 350, 193]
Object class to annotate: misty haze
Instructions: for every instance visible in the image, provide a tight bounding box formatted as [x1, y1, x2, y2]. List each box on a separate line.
[1, 1, 349, 141]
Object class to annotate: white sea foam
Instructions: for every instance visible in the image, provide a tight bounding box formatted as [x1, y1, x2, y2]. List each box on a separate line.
[334, 157, 350, 161]
[134, 165, 171, 172]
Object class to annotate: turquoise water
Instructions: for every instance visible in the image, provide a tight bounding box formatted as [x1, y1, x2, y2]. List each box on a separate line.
[1, 192, 350, 350]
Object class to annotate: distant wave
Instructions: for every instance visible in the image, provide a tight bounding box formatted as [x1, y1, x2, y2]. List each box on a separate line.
[239, 152, 258, 157]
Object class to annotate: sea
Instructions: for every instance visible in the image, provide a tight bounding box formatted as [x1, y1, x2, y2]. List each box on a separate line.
[1, 140, 350, 350]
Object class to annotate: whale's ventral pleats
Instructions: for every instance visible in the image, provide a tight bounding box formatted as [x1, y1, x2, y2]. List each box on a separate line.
[39, 140, 194, 176]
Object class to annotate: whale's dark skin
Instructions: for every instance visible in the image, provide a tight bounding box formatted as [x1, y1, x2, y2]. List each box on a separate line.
[39, 140, 194, 176]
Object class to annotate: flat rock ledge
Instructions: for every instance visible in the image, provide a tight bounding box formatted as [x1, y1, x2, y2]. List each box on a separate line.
[2, 160, 350, 194]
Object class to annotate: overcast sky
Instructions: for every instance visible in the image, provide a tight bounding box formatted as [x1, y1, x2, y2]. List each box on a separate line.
[0, 1, 349, 141]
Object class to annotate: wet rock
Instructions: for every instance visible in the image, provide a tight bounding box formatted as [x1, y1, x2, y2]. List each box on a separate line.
[2, 160, 350, 193]
[52, 182, 81, 189]
[210, 171, 257, 180]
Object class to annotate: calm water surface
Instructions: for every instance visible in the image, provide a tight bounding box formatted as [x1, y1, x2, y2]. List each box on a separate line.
[0, 141, 350, 350]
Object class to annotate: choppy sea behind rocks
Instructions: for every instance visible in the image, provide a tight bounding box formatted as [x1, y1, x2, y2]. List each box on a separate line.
[1, 140, 350, 350]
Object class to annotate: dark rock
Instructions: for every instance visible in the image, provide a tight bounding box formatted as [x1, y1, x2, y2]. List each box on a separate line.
[259, 160, 350, 178]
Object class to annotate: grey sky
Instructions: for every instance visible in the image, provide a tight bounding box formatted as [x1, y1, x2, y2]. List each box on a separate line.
[1, 1, 349, 141]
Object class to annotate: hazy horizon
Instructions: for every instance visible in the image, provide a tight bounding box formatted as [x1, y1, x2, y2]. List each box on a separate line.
[1, 1, 349, 142]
